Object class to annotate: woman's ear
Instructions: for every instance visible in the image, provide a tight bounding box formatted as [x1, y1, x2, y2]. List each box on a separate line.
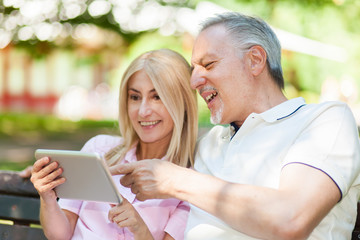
[248, 45, 267, 77]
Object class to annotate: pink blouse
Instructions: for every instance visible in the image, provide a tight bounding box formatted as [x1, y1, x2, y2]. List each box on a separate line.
[58, 135, 189, 240]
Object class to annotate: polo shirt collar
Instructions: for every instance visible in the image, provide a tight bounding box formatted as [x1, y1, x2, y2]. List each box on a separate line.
[229, 97, 306, 139]
[259, 97, 306, 123]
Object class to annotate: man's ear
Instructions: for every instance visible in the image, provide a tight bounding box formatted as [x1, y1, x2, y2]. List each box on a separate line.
[247, 45, 267, 77]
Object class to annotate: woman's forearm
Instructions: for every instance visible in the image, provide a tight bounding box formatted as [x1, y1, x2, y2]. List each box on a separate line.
[39, 197, 75, 240]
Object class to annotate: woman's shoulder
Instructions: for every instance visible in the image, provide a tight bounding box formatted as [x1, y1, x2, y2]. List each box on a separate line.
[81, 134, 124, 155]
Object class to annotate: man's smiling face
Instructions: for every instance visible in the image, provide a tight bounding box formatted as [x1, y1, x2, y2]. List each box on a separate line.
[190, 24, 255, 125]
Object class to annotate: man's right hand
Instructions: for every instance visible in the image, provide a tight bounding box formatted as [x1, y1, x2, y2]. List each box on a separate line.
[109, 159, 184, 201]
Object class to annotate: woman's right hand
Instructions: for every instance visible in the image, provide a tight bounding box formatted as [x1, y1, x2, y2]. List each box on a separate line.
[30, 157, 66, 202]
[108, 198, 154, 240]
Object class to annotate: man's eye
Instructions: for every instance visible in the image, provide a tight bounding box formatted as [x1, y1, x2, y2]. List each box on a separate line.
[204, 61, 214, 69]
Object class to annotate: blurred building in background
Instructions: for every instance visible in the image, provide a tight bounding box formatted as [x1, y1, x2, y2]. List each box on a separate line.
[0, 43, 119, 120]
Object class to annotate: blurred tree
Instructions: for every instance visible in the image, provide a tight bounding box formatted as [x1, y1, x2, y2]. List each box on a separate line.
[0, 0, 194, 57]
[1, 0, 359, 119]
[202, 0, 360, 100]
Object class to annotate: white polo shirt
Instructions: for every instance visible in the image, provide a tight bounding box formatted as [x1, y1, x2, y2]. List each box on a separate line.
[185, 97, 360, 240]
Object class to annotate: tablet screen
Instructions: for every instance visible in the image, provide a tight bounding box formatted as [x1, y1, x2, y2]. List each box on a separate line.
[35, 149, 123, 204]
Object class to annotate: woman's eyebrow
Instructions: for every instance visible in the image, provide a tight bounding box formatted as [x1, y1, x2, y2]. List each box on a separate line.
[128, 88, 157, 93]
[128, 88, 140, 93]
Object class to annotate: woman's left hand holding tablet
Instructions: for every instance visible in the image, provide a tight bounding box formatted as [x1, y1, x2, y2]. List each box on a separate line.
[30, 157, 66, 202]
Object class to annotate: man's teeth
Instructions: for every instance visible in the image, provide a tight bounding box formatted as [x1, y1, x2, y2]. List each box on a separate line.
[140, 121, 160, 126]
[205, 93, 217, 102]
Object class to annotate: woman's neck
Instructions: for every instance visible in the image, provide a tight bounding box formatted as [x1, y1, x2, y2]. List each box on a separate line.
[136, 140, 170, 160]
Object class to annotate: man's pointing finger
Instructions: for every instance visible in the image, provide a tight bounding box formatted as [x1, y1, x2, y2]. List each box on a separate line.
[109, 162, 136, 176]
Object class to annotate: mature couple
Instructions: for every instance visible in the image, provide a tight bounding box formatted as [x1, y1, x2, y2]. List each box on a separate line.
[29, 12, 360, 240]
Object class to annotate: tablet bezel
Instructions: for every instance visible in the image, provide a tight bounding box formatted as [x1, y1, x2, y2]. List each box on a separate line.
[35, 149, 123, 204]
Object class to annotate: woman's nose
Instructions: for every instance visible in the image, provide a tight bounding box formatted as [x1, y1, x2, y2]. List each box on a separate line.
[138, 100, 152, 117]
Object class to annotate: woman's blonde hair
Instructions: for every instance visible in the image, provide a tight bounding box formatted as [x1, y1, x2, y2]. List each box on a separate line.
[105, 49, 198, 168]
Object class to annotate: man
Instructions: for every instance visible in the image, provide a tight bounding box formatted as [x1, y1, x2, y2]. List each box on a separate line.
[111, 12, 360, 239]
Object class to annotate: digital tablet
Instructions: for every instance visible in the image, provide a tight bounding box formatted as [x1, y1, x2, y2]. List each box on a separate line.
[35, 149, 123, 204]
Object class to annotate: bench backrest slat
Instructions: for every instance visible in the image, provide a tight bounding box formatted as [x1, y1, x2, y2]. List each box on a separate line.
[0, 194, 40, 224]
[0, 224, 47, 240]
[0, 170, 46, 239]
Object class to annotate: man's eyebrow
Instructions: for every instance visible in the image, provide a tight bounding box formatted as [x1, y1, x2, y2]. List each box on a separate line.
[194, 54, 218, 65]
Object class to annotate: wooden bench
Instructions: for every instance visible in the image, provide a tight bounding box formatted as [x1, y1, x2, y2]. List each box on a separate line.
[0, 170, 46, 240]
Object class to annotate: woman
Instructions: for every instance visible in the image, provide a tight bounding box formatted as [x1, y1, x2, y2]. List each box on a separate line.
[30, 49, 198, 240]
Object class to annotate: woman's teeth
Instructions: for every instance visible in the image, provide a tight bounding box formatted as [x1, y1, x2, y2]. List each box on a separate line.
[140, 120, 160, 126]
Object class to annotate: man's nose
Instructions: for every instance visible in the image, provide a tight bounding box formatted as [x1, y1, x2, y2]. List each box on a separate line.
[190, 68, 206, 90]
[139, 100, 152, 117]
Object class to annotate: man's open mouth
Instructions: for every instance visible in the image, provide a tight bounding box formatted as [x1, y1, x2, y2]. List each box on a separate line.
[205, 92, 218, 103]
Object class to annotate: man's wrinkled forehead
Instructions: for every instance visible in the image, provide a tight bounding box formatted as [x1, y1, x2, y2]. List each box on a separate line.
[191, 28, 232, 63]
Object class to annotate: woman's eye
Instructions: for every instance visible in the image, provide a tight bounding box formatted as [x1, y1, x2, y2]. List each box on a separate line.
[129, 95, 140, 101]
[153, 95, 161, 100]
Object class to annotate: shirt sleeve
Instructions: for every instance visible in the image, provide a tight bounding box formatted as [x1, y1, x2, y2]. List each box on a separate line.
[80, 134, 124, 157]
[58, 198, 83, 215]
[283, 103, 360, 198]
[164, 200, 190, 239]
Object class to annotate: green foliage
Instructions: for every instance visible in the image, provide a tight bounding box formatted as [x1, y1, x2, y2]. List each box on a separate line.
[197, 94, 212, 127]
[0, 113, 118, 139]
[0, 113, 119, 170]
[124, 32, 188, 61]
[0, 161, 33, 172]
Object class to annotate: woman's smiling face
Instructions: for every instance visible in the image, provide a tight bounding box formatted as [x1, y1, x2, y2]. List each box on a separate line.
[127, 69, 174, 145]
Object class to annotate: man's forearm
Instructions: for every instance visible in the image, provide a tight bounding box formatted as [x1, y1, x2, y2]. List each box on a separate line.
[175, 164, 339, 240]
